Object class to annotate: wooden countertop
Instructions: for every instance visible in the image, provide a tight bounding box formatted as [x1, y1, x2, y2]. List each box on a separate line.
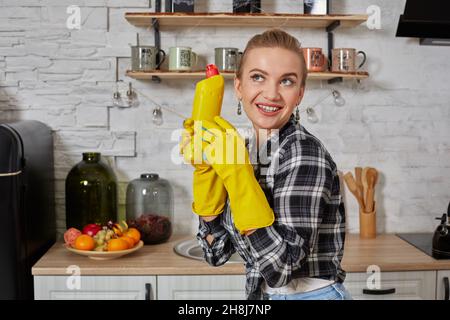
[32, 234, 450, 276]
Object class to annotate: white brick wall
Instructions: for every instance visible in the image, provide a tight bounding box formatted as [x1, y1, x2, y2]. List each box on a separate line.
[0, 0, 449, 237]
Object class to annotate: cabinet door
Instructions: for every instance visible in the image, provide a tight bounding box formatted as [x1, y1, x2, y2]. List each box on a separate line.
[157, 275, 246, 300]
[344, 271, 436, 300]
[436, 271, 450, 300]
[34, 276, 156, 300]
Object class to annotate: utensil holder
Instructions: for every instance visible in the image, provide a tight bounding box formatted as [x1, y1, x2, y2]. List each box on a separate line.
[359, 202, 376, 239]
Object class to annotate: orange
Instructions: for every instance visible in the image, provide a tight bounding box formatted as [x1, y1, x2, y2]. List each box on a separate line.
[107, 238, 129, 251]
[120, 236, 135, 248]
[74, 235, 95, 251]
[124, 228, 141, 244]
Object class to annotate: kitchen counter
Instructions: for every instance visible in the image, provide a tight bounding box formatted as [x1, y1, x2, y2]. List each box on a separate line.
[32, 234, 450, 276]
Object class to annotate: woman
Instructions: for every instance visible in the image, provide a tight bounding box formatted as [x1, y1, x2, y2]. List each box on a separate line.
[181, 29, 351, 300]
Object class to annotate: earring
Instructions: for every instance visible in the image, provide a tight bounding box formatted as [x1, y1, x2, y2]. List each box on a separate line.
[237, 99, 242, 115]
[295, 107, 300, 123]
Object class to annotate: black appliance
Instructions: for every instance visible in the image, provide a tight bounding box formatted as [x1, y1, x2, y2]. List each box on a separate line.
[432, 202, 450, 259]
[397, 202, 450, 260]
[397, 233, 434, 257]
[0, 120, 56, 299]
[396, 0, 450, 45]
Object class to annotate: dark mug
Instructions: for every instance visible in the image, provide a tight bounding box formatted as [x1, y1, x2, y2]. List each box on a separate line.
[131, 46, 166, 71]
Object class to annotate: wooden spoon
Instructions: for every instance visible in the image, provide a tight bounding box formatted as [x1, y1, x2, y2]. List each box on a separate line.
[362, 167, 370, 207]
[343, 172, 365, 210]
[372, 167, 379, 187]
[365, 168, 378, 212]
[355, 167, 364, 209]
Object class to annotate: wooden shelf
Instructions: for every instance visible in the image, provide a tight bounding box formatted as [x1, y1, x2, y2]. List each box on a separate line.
[124, 12, 370, 83]
[307, 71, 369, 80]
[125, 12, 368, 29]
[126, 70, 369, 81]
[127, 70, 234, 80]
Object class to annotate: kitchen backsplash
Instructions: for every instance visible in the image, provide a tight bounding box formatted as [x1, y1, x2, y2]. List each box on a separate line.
[0, 0, 449, 237]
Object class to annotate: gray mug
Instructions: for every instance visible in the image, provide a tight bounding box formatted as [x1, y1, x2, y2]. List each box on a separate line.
[215, 47, 242, 72]
[131, 46, 166, 71]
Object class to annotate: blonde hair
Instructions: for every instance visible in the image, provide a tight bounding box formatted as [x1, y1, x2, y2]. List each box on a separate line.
[236, 28, 307, 87]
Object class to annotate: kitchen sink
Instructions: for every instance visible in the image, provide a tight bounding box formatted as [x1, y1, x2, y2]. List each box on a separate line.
[173, 238, 244, 263]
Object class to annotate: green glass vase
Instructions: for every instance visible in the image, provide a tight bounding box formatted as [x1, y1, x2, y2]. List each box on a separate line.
[65, 152, 117, 229]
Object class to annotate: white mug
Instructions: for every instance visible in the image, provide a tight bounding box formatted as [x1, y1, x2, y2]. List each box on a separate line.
[169, 46, 198, 71]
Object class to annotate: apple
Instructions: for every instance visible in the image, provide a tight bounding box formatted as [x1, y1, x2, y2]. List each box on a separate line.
[82, 223, 102, 237]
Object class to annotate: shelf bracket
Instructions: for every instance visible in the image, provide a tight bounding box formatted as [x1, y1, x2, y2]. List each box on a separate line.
[326, 20, 342, 84]
[326, 20, 340, 33]
[152, 0, 162, 83]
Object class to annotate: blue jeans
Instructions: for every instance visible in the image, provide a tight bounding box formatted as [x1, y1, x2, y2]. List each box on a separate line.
[262, 282, 352, 300]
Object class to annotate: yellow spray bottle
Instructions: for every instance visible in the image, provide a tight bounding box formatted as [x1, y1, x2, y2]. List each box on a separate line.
[191, 64, 224, 122]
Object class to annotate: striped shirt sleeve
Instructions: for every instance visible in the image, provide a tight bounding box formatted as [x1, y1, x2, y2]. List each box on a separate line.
[197, 215, 236, 266]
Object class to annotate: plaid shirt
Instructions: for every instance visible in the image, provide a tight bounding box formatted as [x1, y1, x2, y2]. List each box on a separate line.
[197, 116, 346, 300]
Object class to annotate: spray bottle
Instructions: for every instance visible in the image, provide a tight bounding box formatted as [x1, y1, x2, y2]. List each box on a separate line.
[191, 64, 224, 122]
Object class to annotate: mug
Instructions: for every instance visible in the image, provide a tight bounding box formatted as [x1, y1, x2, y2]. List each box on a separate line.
[302, 47, 328, 72]
[304, 0, 328, 14]
[331, 48, 367, 73]
[131, 46, 166, 71]
[171, 0, 195, 13]
[215, 47, 242, 72]
[233, 0, 261, 13]
[169, 47, 198, 71]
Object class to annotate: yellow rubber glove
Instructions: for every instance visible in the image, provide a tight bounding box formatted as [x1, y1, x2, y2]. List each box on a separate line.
[196, 116, 275, 233]
[180, 118, 227, 217]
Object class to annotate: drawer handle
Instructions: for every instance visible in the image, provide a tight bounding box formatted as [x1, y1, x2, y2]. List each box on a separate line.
[363, 288, 396, 295]
[145, 283, 152, 300]
[444, 277, 449, 300]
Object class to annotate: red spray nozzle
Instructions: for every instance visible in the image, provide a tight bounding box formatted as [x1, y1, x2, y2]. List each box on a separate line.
[206, 64, 220, 78]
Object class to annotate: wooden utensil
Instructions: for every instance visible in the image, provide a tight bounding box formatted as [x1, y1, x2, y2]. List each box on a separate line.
[343, 172, 365, 210]
[365, 168, 378, 212]
[355, 167, 364, 210]
[362, 167, 370, 206]
[372, 167, 378, 186]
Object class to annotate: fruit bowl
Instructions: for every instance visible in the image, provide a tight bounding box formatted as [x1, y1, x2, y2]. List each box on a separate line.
[65, 241, 144, 260]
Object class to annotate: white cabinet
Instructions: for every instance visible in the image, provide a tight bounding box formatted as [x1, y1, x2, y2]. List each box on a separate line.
[157, 275, 246, 300]
[344, 271, 436, 300]
[34, 276, 156, 300]
[436, 271, 450, 300]
[34, 271, 449, 300]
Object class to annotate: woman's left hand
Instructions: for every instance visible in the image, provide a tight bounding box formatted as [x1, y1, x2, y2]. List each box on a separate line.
[181, 118, 228, 218]
[195, 116, 275, 234]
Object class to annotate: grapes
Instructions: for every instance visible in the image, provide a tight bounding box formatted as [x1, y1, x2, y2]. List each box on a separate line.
[88, 221, 127, 252]
[93, 228, 112, 251]
[97, 230, 106, 238]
